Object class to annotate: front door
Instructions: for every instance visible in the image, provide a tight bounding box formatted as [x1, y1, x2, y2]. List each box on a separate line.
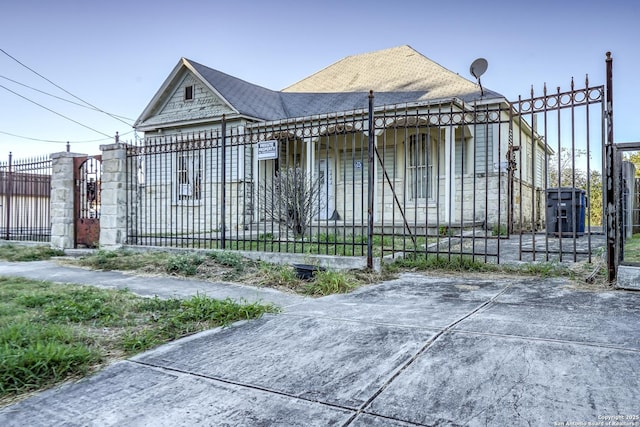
[316, 158, 335, 220]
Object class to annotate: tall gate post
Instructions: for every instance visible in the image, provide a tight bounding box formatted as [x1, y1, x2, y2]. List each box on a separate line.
[99, 140, 131, 250]
[367, 91, 375, 269]
[604, 52, 617, 282]
[3, 152, 12, 240]
[50, 151, 87, 250]
[221, 115, 227, 249]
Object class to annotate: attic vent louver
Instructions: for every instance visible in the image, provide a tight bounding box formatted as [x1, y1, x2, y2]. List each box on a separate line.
[184, 85, 194, 101]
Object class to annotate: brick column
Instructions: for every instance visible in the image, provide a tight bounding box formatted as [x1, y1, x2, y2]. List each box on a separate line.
[99, 143, 133, 250]
[50, 152, 86, 250]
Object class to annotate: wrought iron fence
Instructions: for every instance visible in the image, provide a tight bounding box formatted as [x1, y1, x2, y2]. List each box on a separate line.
[0, 153, 52, 242]
[124, 75, 606, 268]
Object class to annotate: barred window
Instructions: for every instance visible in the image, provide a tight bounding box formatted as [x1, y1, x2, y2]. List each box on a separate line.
[408, 133, 433, 200]
[176, 152, 201, 201]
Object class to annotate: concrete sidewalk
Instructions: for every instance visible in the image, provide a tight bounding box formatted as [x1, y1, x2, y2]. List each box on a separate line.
[0, 261, 639, 426]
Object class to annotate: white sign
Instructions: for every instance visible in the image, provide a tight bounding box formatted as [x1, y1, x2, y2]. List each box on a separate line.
[258, 140, 278, 160]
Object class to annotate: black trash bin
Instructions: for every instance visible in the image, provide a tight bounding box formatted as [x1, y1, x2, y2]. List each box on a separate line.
[546, 187, 586, 237]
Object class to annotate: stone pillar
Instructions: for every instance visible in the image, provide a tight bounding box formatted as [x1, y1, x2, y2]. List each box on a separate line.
[50, 152, 86, 250]
[99, 143, 132, 250]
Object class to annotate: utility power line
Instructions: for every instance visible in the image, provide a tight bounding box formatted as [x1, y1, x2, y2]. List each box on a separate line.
[0, 48, 133, 128]
[0, 74, 134, 122]
[0, 129, 134, 144]
[0, 83, 113, 138]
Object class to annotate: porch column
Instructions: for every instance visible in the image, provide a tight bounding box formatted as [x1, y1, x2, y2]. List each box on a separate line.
[305, 137, 316, 178]
[50, 151, 86, 250]
[99, 142, 132, 249]
[305, 136, 317, 205]
[444, 126, 456, 223]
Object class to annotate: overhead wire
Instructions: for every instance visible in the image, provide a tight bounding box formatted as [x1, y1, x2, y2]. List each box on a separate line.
[0, 83, 113, 138]
[0, 129, 134, 144]
[0, 48, 134, 128]
[0, 74, 134, 121]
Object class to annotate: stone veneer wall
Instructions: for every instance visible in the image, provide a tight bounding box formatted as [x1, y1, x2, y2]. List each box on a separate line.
[99, 143, 134, 249]
[50, 152, 85, 249]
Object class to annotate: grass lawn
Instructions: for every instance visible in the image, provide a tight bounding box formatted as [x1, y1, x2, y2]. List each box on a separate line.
[0, 276, 277, 406]
[623, 234, 640, 263]
[0, 242, 611, 406]
[68, 248, 374, 296]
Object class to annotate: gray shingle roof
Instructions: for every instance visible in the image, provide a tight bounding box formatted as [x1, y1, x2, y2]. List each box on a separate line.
[136, 47, 504, 129]
[190, 60, 456, 121]
[188, 60, 287, 121]
[190, 51, 502, 122]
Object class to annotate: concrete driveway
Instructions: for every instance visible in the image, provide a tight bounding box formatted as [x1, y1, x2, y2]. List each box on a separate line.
[0, 262, 638, 426]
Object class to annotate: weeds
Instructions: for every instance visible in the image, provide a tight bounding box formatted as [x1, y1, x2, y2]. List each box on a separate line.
[387, 253, 582, 280]
[257, 262, 299, 290]
[1, 321, 100, 396]
[0, 277, 277, 403]
[207, 251, 246, 271]
[390, 253, 495, 273]
[76, 249, 160, 271]
[0, 244, 64, 262]
[303, 270, 356, 296]
[165, 253, 205, 276]
[122, 295, 278, 353]
[518, 262, 567, 277]
[492, 224, 508, 237]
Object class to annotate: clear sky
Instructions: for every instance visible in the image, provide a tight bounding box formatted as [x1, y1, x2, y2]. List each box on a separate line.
[1, 0, 638, 160]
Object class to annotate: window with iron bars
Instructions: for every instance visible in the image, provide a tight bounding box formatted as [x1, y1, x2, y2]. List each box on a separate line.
[176, 152, 202, 201]
[408, 133, 434, 200]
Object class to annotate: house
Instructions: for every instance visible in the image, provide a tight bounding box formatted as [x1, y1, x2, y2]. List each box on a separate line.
[133, 45, 549, 238]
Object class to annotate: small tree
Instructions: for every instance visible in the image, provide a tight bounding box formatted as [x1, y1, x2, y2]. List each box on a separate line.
[261, 167, 324, 239]
[625, 151, 640, 178]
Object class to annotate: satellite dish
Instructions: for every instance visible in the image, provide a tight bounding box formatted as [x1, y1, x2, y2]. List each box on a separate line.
[469, 58, 488, 96]
[470, 58, 488, 79]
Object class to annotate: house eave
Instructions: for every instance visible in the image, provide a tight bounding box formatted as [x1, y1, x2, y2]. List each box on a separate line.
[246, 96, 505, 131]
[135, 114, 263, 133]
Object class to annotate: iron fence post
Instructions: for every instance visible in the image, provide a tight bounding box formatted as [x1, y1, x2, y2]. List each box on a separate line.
[221, 115, 227, 249]
[4, 152, 13, 240]
[604, 52, 616, 283]
[367, 91, 374, 269]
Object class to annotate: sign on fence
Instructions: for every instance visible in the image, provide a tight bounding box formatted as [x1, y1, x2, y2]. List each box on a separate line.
[257, 140, 278, 160]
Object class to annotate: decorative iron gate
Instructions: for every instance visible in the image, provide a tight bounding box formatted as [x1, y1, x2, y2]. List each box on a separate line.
[74, 156, 102, 248]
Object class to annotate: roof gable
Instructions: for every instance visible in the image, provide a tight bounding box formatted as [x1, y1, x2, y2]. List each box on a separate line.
[134, 58, 239, 130]
[140, 69, 237, 129]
